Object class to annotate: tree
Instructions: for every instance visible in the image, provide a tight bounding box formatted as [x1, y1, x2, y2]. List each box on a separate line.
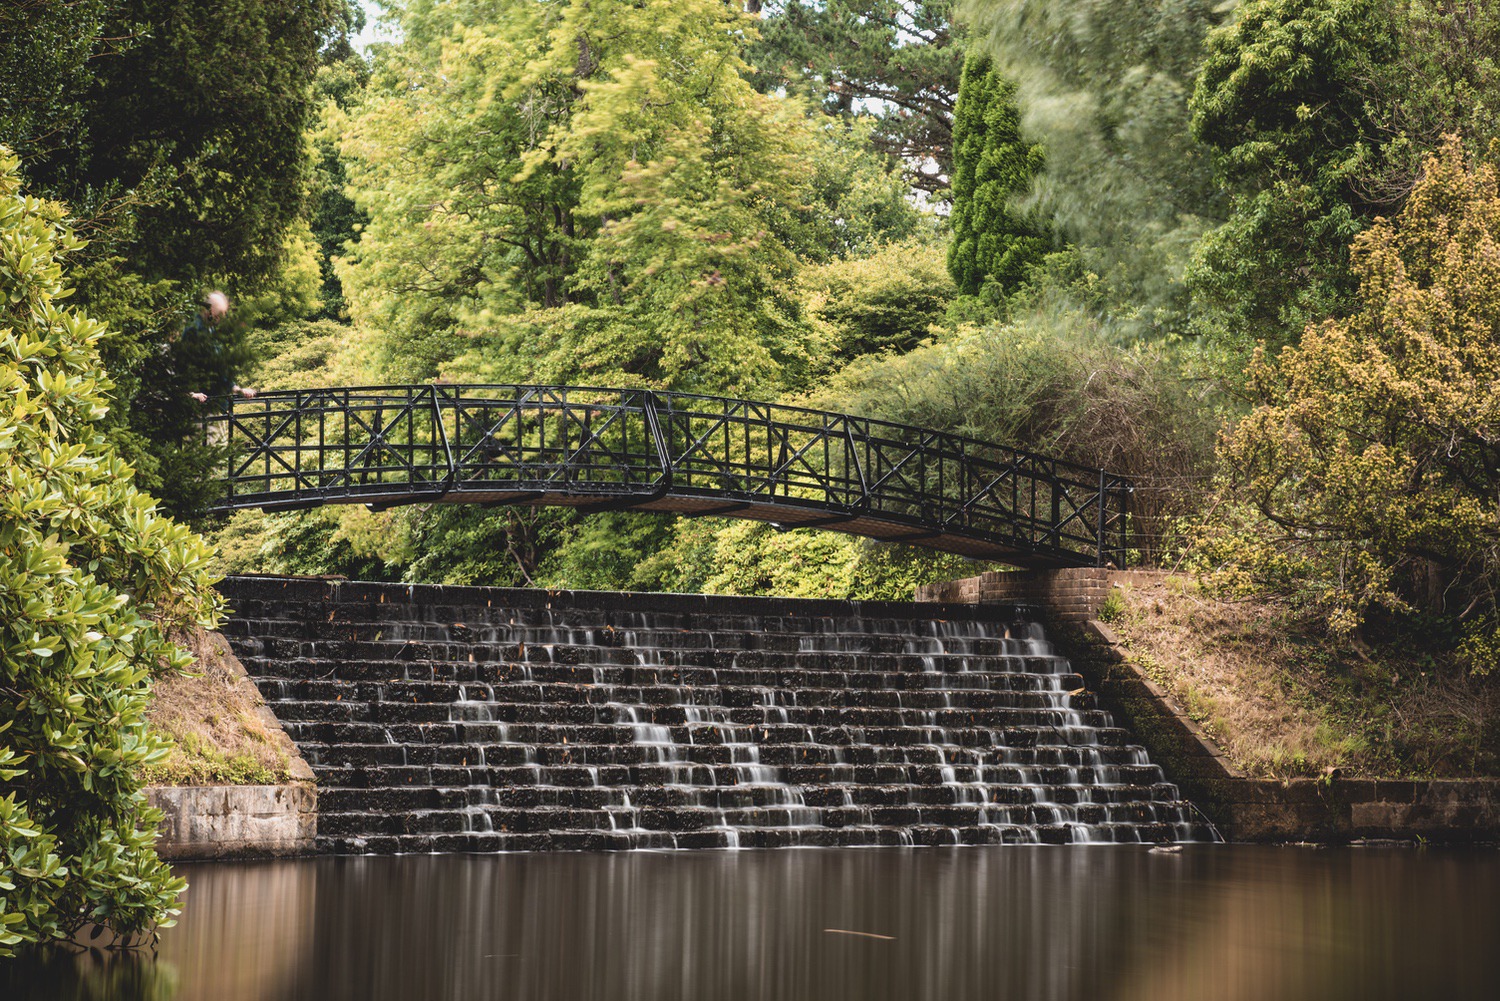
[946, 50, 1048, 297]
[749, 1, 966, 195]
[0, 152, 221, 955]
[338, 0, 919, 394]
[1188, 0, 1500, 353]
[1207, 138, 1500, 659]
[959, 0, 1231, 332]
[0, 1, 114, 166]
[1188, 0, 1399, 352]
[1, 1, 351, 516]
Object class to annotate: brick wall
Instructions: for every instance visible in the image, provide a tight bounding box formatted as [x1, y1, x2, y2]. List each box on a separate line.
[914, 568, 1112, 624]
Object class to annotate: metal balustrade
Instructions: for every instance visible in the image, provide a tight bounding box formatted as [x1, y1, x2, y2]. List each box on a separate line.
[206, 385, 1132, 568]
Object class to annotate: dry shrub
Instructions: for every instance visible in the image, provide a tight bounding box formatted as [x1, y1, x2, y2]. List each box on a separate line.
[808, 314, 1218, 565]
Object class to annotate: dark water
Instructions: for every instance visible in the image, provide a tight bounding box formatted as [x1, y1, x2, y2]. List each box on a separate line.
[9, 846, 1500, 1001]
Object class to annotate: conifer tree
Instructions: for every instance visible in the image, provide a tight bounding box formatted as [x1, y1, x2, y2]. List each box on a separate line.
[946, 51, 1047, 297]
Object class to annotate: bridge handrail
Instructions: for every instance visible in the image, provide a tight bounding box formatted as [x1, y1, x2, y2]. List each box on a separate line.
[214, 383, 1121, 487]
[204, 383, 1133, 567]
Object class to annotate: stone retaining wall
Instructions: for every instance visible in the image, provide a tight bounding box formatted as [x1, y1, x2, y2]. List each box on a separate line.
[147, 616, 320, 860]
[1064, 620, 1500, 842]
[147, 782, 318, 860]
[915, 568, 1110, 624]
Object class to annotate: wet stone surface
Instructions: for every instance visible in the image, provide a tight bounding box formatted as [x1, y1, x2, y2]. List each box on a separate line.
[219, 580, 1215, 851]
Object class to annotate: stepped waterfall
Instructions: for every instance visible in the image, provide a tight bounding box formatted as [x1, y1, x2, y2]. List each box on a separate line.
[221, 578, 1212, 852]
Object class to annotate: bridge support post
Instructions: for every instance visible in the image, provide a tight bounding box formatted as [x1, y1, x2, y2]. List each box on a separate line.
[914, 568, 1113, 626]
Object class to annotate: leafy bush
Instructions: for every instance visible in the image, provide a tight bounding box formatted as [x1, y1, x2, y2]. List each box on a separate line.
[1197, 138, 1500, 665]
[798, 241, 956, 363]
[624, 519, 978, 601]
[0, 152, 221, 955]
[803, 309, 1219, 564]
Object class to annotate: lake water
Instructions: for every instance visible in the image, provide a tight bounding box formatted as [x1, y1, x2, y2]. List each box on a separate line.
[8, 845, 1500, 1001]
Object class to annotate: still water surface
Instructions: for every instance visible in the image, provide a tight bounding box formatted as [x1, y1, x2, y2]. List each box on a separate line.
[9, 845, 1500, 1001]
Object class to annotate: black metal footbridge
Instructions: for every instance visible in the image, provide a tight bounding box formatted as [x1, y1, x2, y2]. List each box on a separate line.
[206, 385, 1131, 568]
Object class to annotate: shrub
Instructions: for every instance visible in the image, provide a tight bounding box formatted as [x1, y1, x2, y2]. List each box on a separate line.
[803, 309, 1219, 564]
[0, 151, 221, 955]
[1199, 138, 1500, 665]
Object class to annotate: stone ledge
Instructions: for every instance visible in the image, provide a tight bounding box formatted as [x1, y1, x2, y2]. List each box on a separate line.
[220, 575, 1037, 624]
[147, 782, 317, 860]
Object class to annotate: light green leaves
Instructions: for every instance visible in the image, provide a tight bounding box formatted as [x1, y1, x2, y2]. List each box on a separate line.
[0, 150, 219, 956]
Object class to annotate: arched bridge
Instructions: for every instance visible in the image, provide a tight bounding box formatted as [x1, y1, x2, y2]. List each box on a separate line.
[206, 385, 1132, 568]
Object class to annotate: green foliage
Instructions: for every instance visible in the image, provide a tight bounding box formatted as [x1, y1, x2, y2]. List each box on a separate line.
[961, 0, 1230, 332]
[799, 240, 956, 362]
[25, 0, 350, 289]
[1199, 139, 1500, 661]
[750, 1, 966, 195]
[139, 733, 278, 787]
[618, 518, 979, 600]
[0, 2, 115, 165]
[804, 309, 1218, 563]
[309, 30, 372, 319]
[946, 51, 1049, 298]
[1189, 0, 1500, 353]
[0, 154, 221, 955]
[339, 0, 923, 395]
[1189, 0, 1397, 350]
[1, 0, 351, 517]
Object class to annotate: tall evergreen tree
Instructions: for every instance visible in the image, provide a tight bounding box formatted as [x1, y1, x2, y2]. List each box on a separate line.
[946, 51, 1047, 297]
[960, 0, 1230, 331]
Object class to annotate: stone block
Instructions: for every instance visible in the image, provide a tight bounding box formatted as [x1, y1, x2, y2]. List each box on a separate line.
[148, 782, 317, 860]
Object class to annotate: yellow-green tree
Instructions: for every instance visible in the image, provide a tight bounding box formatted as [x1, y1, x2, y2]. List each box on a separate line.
[1210, 138, 1500, 661]
[0, 152, 220, 954]
[336, 0, 918, 395]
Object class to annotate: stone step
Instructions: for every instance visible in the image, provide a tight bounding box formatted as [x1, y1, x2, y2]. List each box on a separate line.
[313, 799, 1198, 837]
[219, 599, 1033, 637]
[223, 619, 1046, 657]
[244, 660, 1081, 689]
[294, 739, 1145, 770]
[273, 717, 1127, 748]
[314, 780, 1182, 812]
[252, 678, 1090, 707]
[262, 695, 1100, 725]
[235, 642, 1067, 672]
[315, 820, 1211, 855]
[296, 761, 1168, 789]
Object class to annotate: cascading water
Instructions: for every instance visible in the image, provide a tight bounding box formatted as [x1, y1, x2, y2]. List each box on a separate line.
[221, 577, 1215, 852]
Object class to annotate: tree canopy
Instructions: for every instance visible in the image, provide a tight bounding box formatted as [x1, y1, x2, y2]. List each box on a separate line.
[750, 1, 966, 195]
[337, 0, 920, 394]
[1207, 138, 1500, 658]
[946, 51, 1048, 298]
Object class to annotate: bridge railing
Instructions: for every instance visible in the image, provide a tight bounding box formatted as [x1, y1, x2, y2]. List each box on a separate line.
[207, 384, 1131, 567]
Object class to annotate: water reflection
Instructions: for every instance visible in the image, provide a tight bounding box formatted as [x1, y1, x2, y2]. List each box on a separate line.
[6, 846, 1499, 1001]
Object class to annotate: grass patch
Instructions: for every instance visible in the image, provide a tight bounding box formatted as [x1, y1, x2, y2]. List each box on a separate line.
[143, 627, 301, 786]
[1109, 575, 1500, 779]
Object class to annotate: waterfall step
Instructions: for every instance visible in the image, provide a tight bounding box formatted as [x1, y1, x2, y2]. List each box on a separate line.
[219, 578, 1214, 852]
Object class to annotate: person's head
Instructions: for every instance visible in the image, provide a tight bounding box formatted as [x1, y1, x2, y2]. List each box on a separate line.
[201, 290, 230, 323]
